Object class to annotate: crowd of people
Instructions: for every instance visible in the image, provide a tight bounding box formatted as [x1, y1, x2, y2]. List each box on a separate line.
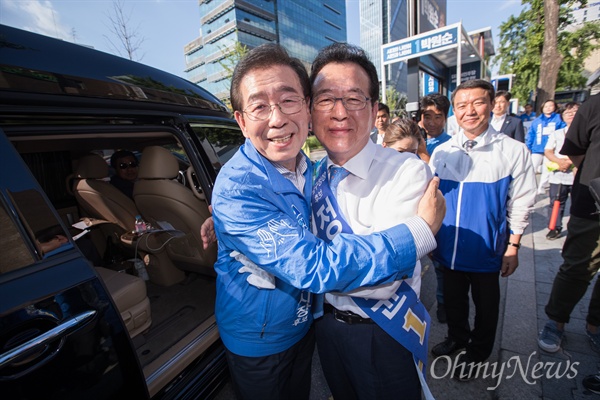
[198, 41, 599, 399]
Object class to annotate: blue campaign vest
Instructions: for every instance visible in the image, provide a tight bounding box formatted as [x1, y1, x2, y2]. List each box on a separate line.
[311, 159, 431, 374]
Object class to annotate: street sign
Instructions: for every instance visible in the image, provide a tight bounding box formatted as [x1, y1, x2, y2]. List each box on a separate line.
[382, 24, 459, 65]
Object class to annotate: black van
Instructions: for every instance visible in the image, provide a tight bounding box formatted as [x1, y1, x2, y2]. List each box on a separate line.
[0, 25, 244, 398]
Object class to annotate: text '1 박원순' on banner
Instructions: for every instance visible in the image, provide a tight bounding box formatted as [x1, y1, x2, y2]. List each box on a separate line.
[382, 25, 459, 65]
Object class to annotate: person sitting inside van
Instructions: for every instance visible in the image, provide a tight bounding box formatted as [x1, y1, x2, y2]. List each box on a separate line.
[110, 150, 139, 199]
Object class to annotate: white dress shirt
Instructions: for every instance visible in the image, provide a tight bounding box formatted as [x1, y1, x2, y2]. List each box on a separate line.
[491, 113, 506, 132]
[325, 140, 435, 317]
[545, 128, 575, 186]
[446, 115, 459, 136]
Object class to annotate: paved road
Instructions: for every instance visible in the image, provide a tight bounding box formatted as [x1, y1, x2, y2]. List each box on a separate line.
[215, 171, 598, 399]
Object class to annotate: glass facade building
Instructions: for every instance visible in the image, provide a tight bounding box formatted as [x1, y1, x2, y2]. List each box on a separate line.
[184, 0, 346, 102]
[360, 0, 408, 96]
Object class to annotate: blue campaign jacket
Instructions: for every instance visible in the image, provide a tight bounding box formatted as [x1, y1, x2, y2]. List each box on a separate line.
[212, 139, 418, 357]
[429, 128, 536, 273]
[526, 112, 566, 154]
[426, 131, 452, 156]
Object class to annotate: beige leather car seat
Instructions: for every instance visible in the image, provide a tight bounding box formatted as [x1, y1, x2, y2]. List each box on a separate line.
[73, 153, 139, 233]
[96, 267, 151, 338]
[133, 146, 216, 277]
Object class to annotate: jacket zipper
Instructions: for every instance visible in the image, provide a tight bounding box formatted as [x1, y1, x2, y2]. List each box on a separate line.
[450, 181, 464, 269]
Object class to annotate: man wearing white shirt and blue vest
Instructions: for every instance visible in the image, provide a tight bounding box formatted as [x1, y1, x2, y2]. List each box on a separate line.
[310, 43, 436, 400]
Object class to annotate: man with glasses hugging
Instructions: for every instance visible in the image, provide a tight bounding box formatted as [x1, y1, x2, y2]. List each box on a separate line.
[309, 43, 437, 400]
[110, 150, 139, 199]
[208, 43, 444, 399]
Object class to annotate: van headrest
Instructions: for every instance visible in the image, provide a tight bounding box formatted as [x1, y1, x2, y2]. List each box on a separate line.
[76, 154, 109, 179]
[138, 146, 180, 179]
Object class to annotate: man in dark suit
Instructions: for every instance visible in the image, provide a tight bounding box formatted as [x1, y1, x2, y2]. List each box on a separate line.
[370, 103, 390, 144]
[491, 90, 525, 142]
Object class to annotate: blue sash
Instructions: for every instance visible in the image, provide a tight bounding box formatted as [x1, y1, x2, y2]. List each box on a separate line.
[311, 159, 431, 374]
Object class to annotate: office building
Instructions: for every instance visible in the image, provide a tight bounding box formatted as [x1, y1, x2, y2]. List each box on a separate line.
[184, 0, 346, 102]
[567, 2, 600, 93]
[360, 0, 409, 96]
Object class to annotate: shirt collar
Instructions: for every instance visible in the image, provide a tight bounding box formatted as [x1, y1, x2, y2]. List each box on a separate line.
[458, 125, 493, 148]
[270, 154, 307, 193]
[272, 152, 306, 175]
[326, 139, 374, 181]
[427, 131, 447, 142]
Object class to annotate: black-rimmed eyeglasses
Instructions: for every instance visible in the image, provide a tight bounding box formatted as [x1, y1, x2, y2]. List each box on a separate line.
[119, 161, 138, 169]
[312, 95, 371, 112]
[243, 96, 306, 121]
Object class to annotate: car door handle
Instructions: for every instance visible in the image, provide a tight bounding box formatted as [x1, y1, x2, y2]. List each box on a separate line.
[0, 310, 97, 368]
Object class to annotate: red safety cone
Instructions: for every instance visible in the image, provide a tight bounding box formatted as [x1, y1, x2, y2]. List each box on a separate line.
[548, 184, 562, 230]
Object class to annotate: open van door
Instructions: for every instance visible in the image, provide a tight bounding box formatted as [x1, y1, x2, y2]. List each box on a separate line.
[0, 130, 148, 398]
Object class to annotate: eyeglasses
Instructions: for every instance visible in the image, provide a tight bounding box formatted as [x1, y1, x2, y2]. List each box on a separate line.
[312, 95, 371, 112]
[118, 161, 138, 169]
[242, 96, 306, 121]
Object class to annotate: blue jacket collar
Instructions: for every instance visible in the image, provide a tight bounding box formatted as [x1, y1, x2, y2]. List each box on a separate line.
[240, 138, 313, 197]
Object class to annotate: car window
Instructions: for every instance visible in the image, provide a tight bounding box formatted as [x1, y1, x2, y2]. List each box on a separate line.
[190, 123, 244, 170]
[0, 200, 35, 274]
[6, 189, 74, 261]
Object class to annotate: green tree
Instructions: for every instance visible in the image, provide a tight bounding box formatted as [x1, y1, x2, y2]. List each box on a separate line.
[217, 41, 249, 109]
[495, 0, 600, 107]
[383, 87, 408, 118]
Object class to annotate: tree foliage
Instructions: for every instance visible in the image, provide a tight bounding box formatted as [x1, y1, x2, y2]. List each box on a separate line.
[218, 42, 248, 79]
[495, 0, 600, 107]
[104, 0, 145, 61]
[217, 41, 249, 108]
[383, 86, 408, 118]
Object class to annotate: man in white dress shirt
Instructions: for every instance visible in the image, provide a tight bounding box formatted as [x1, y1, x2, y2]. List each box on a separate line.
[310, 43, 435, 400]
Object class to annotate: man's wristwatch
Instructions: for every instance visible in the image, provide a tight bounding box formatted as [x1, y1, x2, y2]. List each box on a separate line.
[507, 242, 521, 249]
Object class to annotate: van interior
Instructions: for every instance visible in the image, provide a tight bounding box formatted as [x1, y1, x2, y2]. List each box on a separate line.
[6, 116, 242, 396]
